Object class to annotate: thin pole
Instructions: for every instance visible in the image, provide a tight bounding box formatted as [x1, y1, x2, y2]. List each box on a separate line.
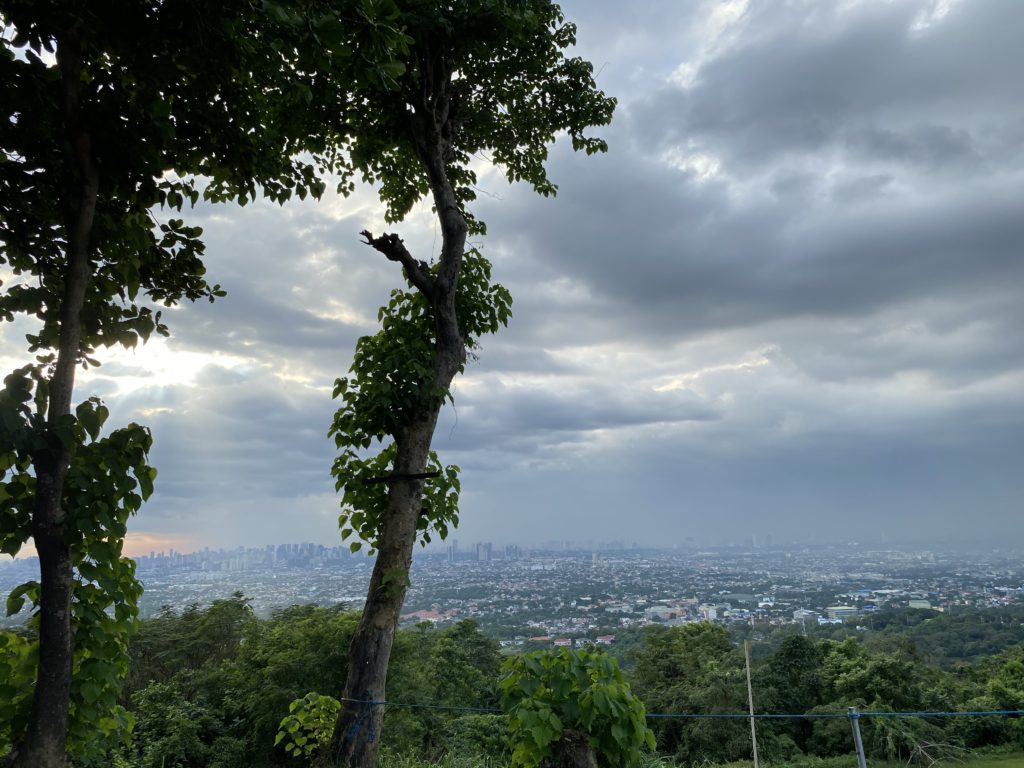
[849, 706, 868, 768]
[743, 640, 759, 768]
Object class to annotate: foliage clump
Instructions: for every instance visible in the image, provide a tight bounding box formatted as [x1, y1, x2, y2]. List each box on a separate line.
[331, 248, 511, 555]
[500, 648, 655, 767]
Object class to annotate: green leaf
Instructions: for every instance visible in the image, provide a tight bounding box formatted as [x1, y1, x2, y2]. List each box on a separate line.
[5, 594, 25, 617]
[611, 723, 627, 746]
[5, 581, 37, 617]
[529, 724, 550, 748]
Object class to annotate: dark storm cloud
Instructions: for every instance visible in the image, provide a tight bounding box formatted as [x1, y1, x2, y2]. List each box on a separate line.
[481, 140, 1024, 355]
[434, 377, 717, 463]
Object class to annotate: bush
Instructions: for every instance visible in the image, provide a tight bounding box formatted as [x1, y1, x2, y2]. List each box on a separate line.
[500, 648, 655, 767]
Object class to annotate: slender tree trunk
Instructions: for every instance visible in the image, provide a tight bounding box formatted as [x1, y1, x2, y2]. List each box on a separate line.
[329, 417, 437, 766]
[11, 31, 97, 768]
[330, 85, 467, 766]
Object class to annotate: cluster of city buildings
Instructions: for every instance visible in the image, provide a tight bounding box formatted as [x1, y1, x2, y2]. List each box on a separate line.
[3, 541, 1021, 638]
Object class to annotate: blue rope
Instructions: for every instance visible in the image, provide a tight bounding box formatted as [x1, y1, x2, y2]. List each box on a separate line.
[646, 712, 848, 720]
[339, 697, 502, 714]
[860, 710, 1023, 718]
[344, 699, 383, 744]
[646, 709, 1024, 720]
[337, 697, 1023, 722]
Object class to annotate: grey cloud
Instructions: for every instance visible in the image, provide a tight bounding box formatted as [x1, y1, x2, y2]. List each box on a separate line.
[150, 197, 409, 387]
[463, 343, 581, 377]
[557, 0, 705, 99]
[110, 369, 337, 519]
[844, 125, 984, 173]
[633, 0, 1024, 173]
[770, 170, 821, 202]
[434, 379, 718, 470]
[828, 173, 894, 205]
[482, 140, 1024, 351]
[8, 0, 1018, 549]
[165, 284, 359, 356]
[461, 413, 1024, 546]
[749, 306, 1024, 389]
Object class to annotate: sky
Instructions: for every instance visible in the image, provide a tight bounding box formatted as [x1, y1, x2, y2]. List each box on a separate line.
[4, 0, 1023, 555]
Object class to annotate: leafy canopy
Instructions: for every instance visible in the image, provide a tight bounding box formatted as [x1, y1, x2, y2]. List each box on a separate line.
[327, 0, 616, 226]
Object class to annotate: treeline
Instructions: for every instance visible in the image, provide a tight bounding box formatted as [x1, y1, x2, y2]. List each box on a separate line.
[41, 594, 1017, 766]
[118, 594, 503, 768]
[805, 604, 1024, 668]
[631, 623, 1024, 765]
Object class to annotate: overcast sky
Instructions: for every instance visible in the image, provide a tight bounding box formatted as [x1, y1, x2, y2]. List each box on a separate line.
[5, 0, 1023, 554]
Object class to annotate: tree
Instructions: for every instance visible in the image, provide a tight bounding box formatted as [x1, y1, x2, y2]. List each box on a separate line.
[274, 618, 504, 763]
[500, 648, 655, 768]
[756, 636, 823, 752]
[386, 618, 502, 759]
[0, 3, 404, 764]
[124, 593, 256, 696]
[630, 624, 751, 763]
[120, 601, 364, 768]
[323, 3, 614, 766]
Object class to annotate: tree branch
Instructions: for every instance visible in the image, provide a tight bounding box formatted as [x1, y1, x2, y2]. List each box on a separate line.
[360, 230, 434, 298]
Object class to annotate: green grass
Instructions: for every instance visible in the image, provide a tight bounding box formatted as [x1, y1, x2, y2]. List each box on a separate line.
[377, 752, 509, 768]
[375, 752, 1024, 768]
[781, 754, 1024, 768]
[958, 755, 1024, 768]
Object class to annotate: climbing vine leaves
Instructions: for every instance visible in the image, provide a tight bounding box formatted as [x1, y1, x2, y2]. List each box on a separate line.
[330, 248, 511, 554]
[0, 371, 156, 762]
[276, 692, 342, 760]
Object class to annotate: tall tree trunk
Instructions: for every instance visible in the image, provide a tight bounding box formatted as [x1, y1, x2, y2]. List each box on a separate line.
[550, 730, 599, 768]
[329, 417, 436, 767]
[329, 93, 466, 766]
[12, 31, 97, 768]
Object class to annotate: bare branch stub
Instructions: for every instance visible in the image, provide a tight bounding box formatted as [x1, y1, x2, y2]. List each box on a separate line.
[360, 230, 434, 298]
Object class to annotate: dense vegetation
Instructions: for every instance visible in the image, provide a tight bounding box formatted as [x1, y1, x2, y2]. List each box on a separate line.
[12, 594, 1021, 766]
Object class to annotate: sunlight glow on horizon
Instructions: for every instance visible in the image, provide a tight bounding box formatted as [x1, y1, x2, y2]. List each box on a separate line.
[4, 531, 202, 562]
